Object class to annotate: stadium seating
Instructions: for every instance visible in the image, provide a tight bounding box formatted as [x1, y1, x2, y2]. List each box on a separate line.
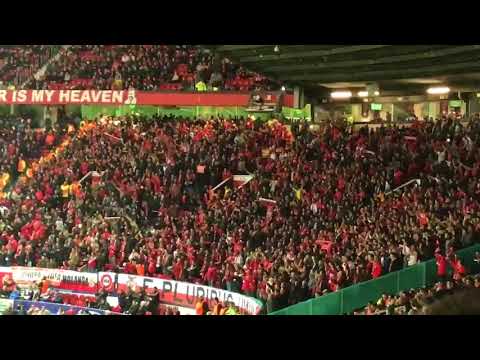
[25, 45, 269, 91]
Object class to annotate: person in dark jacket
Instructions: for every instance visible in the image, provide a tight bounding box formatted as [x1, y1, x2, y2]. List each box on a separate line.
[389, 252, 403, 273]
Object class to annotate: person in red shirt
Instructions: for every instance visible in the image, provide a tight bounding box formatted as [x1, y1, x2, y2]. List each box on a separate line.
[337, 177, 346, 192]
[111, 304, 122, 314]
[150, 174, 162, 194]
[142, 139, 153, 152]
[87, 255, 97, 272]
[371, 256, 382, 279]
[172, 258, 184, 281]
[7, 142, 16, 157]
[451, 256, 467, 282]
[241, 269, 256, 297]
[45, 132, 56, 147]
[205, 262, 218, 287]
[31, 220, 46, 241]
[34, 189, 44, 203]
[145, 255, 156, 276]
[334, 190, 343, 203]
[80, 162, 89, 176]
[393, 169, 403, 186]
[435, 252, 447, 282]
[417, 211, 429, 228]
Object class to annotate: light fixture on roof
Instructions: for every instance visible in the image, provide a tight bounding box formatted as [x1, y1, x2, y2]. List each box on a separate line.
[427, 86, 450, 95]
[331, 91, 352, 99]
[358, 90, 379, 97]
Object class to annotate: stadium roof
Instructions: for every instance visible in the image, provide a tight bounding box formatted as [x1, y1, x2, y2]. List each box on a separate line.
[208, 45, 480, 95]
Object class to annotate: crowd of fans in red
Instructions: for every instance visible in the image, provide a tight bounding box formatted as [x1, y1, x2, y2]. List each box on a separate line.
[28, 45, 273, 92]
[1, 112, 480, 314]
[356, 252, 480, 315]
[0, 46, 59, 88]
[0, 116, 66, 196]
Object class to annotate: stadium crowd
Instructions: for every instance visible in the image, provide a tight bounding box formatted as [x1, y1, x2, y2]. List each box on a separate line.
[355, 272, 480, 315]
[0, 116, 67, 198]
[0, 111, 480, 314]
[0, 46, 59, 88]
[29, 45, 272, 92]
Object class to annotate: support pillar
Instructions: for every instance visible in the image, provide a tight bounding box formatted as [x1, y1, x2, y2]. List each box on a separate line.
[468, 94, 480, 116]
[294, 86, 304, 109]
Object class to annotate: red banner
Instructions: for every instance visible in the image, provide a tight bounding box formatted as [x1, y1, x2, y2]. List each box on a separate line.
[0, 90, 125, 105]
[0, 89, 294, 107]
[137, 92, 250, 106]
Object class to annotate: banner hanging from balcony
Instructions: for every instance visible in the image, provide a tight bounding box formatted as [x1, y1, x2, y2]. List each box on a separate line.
[0, 89, 294, 107]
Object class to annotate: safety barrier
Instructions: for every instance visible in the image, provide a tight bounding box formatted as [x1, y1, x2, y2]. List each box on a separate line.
[270, 244, 480, 315]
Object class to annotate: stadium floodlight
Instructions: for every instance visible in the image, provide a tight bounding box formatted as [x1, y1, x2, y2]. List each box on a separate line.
[427, 86, 450, 95]
[331, 91, 352, 99]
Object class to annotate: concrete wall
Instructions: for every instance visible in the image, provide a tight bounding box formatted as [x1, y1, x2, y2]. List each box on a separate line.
[468, 95, 480, 115]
